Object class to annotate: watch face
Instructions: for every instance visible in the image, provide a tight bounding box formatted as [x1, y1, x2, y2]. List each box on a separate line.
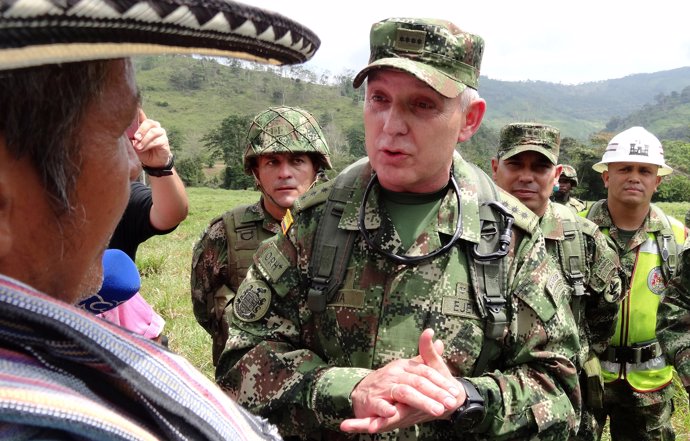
[456, 403, 484, 429]
[454, 403, 484, 430]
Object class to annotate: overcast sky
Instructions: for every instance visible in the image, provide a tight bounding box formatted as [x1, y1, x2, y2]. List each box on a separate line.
[252, 0, 690, 85]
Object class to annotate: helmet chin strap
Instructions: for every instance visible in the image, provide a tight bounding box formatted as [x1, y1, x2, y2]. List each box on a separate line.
[253, 170, 288, 211]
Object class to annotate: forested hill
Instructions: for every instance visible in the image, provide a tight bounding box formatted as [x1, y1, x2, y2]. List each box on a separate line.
[134, 55, 690, 202]
[480, 67, 690, 139]
[134, 55, 690, 147]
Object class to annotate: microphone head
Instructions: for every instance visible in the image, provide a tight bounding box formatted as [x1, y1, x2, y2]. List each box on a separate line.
[78, 249, 141, 314]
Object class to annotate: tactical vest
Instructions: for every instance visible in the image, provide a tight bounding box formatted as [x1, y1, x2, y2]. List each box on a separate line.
[296, 159, 534, 376]
[221, 204, 278, 293]
[585, 201, 685, 391]
[545, 203, 588, 357]
[207, 203, 277, 365]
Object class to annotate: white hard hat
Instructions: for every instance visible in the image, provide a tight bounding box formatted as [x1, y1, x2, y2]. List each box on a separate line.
[592, 126, 672, 176]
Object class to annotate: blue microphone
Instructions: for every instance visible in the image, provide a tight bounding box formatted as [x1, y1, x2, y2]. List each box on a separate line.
[78, 249, 141, 314]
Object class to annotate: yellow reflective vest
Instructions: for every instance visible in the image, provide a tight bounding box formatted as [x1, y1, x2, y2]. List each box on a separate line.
[584, 202, 686, 392]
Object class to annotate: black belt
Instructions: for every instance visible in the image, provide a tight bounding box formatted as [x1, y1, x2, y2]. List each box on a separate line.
[602, 341, 662, 364]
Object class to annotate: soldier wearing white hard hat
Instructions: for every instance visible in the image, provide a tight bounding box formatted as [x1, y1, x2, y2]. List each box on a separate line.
[592, 126, 673, 176]
[583, 126, 687, 440]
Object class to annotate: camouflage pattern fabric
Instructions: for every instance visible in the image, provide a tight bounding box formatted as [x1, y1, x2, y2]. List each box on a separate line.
[563, 197, 587, 213]
[243, 106, 332, 174]
[585, 200, 684, 439]
[590, 381, 675, 441]
[496, 123, 561, 165]
[217, 152, 581, 440]
[539, 202, 623, 441]
[658, 236, 690, 404]
[560, 165, 579, 185]
[540, 202, 622, 364]
[191, 200, 280, 362]
[352, 18, 484, 97]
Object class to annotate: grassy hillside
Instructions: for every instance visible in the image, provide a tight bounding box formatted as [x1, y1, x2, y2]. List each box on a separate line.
[134, 55, 363, 159]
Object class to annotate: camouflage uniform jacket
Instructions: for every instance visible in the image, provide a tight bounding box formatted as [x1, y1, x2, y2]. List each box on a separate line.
[565, 197, 587, 214]
[218, 153, 580, 440]
[552, 195, 587, 214]
[191, 200, 280, 362]
[658, 235, 690, 392]
[583, 200, 686, 296]
[539, 201, 622, 365]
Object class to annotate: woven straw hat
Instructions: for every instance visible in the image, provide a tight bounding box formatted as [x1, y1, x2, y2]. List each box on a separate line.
[0, 0, 320, 70]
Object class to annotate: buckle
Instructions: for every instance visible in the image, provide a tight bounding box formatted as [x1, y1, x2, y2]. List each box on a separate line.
[603, 342, 662, 364]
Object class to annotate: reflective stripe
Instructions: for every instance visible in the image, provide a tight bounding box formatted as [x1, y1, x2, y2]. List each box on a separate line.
[626, 356, 666, 372]
[639, 237, 659, 254]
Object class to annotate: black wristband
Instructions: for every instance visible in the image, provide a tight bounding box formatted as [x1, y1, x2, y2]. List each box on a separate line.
[142, 154, 174, 177]
[449, 378, 485, 431]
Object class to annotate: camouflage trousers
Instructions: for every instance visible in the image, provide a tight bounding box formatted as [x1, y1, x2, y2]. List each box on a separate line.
[590, 380, 675, 441]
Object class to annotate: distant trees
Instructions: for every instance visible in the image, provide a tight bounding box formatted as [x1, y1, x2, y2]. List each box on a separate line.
[200, 114, 254, 189]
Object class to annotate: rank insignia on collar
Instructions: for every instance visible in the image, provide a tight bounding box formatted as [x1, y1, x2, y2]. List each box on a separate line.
[281, 208, 294, 235]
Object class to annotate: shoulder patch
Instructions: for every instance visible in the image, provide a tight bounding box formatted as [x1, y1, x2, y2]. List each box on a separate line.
[234, 280, 271, 322]
[257, 242, 290, 282]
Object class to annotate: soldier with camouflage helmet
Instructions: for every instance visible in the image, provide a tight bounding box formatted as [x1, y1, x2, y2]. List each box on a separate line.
[492, 122, 623, 441]
[191, 105, 331, 366]
[583, 127, 687, 440]
[218, 17, 581, 440]
[554, 164, 587, 212]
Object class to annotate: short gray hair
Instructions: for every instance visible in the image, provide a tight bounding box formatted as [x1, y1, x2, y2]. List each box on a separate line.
[459, 87, 480, 113]
[0, 60, 112, 214]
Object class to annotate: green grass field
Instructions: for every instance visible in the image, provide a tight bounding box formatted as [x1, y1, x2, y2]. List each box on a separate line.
[136, 187, 690, 437]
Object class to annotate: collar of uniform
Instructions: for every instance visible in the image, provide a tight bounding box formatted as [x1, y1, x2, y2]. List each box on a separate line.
[539, 201, 566, 241]
[647, 204, 670, 234]
[337, 153, 482, 245]
[244, 199, 281, 234]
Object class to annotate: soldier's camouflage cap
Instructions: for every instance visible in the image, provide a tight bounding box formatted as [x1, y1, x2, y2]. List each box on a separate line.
[559, 164, 578, 185]
[497, 123, 560, 165]
[244, 106, 332, 174]
[352, 17, 484, 98]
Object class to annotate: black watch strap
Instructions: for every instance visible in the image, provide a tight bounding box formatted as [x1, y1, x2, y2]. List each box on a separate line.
[449, 378, 485, 431]
[142, 154, 174, 177]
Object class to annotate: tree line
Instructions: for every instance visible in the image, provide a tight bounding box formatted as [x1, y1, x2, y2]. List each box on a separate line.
[175, 111, 690, 203]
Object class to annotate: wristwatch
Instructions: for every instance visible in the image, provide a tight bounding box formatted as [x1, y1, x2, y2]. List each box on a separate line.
[449, 378, 485, 430]
[142, 154, 174, 177]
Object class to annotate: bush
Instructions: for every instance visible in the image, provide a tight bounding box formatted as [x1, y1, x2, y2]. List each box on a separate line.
[176, 155, 205, 187]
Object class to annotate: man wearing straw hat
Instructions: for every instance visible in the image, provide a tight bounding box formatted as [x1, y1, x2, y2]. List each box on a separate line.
[0, 1, 319, 439]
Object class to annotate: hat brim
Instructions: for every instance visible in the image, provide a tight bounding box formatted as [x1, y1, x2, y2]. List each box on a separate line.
[0, 0, 320, 71]
[592, 159, 673, 176]
[500, 145, 557, 165]
[352, 57, 467, 98]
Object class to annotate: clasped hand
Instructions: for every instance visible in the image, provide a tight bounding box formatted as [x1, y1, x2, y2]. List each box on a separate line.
[340, 328, 466, 434]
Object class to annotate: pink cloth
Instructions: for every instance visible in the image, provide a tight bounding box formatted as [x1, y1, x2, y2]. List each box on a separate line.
[99, 292, 165, 339]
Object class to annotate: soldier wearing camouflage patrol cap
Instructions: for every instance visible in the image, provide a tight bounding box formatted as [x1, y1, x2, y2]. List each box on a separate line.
[583, 126, 687, 441]
[492, 122, 623, 441]
[218, 17, 581, 440]
[554, 164, 587, 212]
[192, 106, 331, 366]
